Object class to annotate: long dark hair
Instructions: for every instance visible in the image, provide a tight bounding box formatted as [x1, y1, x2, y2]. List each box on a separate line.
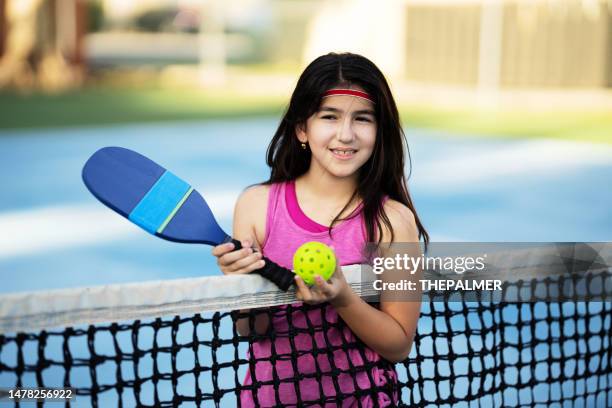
[264, 52, 429, 247]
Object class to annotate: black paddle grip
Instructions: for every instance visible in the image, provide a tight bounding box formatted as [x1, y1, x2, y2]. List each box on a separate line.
[231, 239, 295, 291]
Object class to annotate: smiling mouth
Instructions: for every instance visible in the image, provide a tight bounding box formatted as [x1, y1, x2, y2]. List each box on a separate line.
[330, 149, 357, 156]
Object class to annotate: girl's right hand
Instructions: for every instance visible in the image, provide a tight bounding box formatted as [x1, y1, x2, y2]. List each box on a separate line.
[211, 239, 266, 275]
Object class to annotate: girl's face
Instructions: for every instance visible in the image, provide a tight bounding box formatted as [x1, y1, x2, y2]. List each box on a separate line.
[297, 89, 377, 180]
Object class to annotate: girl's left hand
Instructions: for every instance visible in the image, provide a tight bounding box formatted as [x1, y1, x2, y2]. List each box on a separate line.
[294, 256, 350, 305]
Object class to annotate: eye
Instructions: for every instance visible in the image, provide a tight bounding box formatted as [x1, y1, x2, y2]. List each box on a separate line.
[320, 114, 337, 120]
[356, 116, 374, 123]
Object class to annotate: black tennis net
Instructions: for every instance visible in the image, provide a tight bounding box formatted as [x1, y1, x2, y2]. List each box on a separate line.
[1, 247, 611, 407]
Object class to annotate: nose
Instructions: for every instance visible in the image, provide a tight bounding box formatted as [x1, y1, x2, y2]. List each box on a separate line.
[336, 115, 355, 143]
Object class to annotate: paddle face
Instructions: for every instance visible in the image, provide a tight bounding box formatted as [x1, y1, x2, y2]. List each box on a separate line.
[82, 147, 230, 246]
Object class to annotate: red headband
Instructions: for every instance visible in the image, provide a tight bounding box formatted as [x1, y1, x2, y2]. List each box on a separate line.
[322, 88, 374, 103]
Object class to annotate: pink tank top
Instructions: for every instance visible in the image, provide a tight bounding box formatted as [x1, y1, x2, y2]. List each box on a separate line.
[240, 181, 398, 407]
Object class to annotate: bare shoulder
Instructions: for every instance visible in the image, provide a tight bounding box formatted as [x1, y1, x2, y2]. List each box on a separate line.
[237, 184, 270, 206]
[381, 199, 419, 242]
[384, 199, 416, 224]
[233, 184, 270, 247]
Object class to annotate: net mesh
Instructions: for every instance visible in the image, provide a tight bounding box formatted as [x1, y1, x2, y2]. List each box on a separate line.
[1, 273, 612, 407]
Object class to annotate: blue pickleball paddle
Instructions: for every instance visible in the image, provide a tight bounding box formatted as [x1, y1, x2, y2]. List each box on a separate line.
[82, 146, 294, 290]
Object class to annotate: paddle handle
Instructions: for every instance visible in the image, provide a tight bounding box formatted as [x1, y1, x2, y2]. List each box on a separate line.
[230, 239, 295, 291]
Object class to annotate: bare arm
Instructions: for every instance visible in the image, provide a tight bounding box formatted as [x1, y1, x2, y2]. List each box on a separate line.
[211, 185, 271, 337]
[294, 200, 422, 362]
[331, 283, 421, 362]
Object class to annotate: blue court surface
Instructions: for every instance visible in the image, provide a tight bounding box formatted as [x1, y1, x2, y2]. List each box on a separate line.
[0, 119, 611, 407]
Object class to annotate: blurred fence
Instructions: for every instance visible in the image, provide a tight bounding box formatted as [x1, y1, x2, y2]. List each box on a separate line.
[501, 1, 610, 87]
[406, 4, 481, 85]
[0, 0, 610, 91]
[405, 0, 612, 88]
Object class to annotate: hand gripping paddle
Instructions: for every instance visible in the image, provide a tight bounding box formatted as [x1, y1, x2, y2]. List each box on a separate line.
[82, 146, 295, 291]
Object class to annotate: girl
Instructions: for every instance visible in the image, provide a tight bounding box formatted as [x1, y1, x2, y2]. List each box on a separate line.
[212, 52, 428, 407]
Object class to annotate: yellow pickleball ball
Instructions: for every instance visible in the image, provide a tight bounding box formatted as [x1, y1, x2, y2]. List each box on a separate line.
[293, 241, 336, 285]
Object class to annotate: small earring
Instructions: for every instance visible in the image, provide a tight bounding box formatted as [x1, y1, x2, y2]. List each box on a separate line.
[300, 142, 307, 150]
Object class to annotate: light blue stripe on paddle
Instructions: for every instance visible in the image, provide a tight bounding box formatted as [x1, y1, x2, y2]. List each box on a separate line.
[128, 171, 191, 234]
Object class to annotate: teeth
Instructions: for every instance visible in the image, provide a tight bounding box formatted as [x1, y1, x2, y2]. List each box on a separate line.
[332, 149, 355, 156]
